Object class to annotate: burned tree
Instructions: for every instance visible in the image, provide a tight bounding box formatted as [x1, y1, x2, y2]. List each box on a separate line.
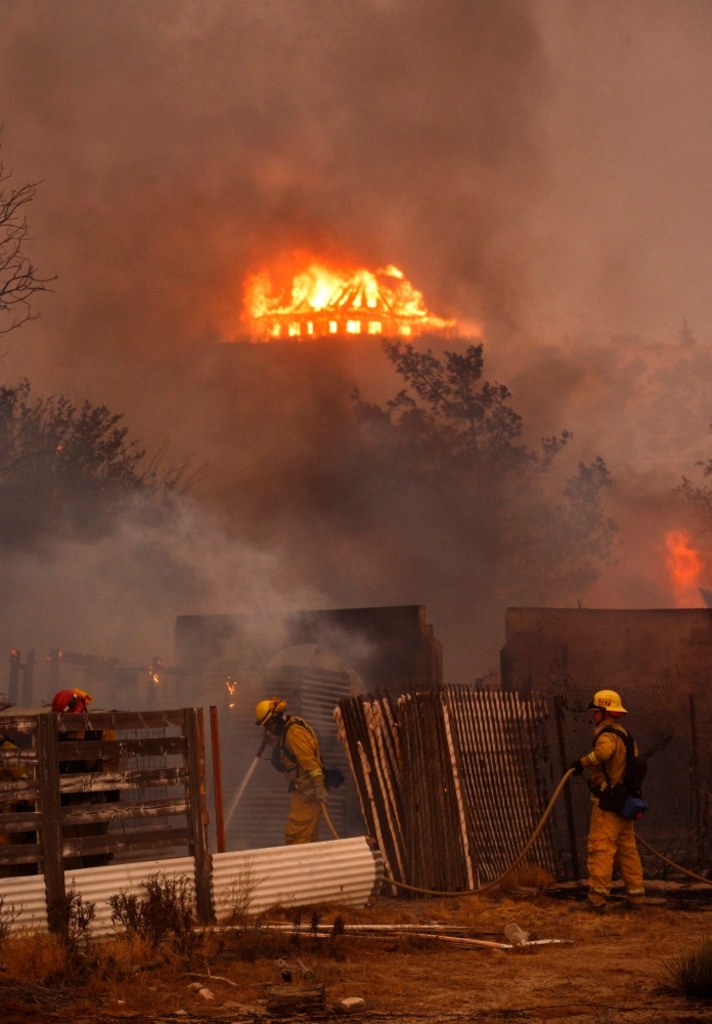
[0, 132, 54, 335]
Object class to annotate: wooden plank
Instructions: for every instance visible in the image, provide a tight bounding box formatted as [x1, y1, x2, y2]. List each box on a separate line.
[0, 714, 39, 734]
[0, 778, 40, 799]
[70, 709, 189, 731]
[0, 808, 42, 831]
[183, 707, 214, 924]
[63, 825, 193, 859]
[58, 766, 189, 793]
[0, 748, 39, 765]
[209, 705, 226, 853]
[36, 714, 65, 934]
[54, 736, 187, 761]
[0, 840, 43, 865]
[60, 796, 189, 826]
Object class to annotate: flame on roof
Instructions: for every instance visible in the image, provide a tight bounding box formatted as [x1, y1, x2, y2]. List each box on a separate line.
[242, 257, 456, 341]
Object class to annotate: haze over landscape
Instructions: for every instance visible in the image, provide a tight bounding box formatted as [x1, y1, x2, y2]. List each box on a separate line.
[1, 0, 711, 684]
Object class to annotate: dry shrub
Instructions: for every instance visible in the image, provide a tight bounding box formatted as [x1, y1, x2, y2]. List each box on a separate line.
[0, 893, 20, 945]
[1, 930, 66, 985]
[215, 865, 259, 926]
[108, 872, 194, 957]
[91, 933, 159, 980]
[663, 937, 712, 999]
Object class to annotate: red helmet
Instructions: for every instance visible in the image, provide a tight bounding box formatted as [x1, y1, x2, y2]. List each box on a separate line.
[51, 689, 91, 713]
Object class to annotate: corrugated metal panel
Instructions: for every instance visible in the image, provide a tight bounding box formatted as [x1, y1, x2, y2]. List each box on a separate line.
[65, 855, 197, 936]
[0, 837, 383, 936]
[0, 873, 49, 933]
[212, 836, 383, 920]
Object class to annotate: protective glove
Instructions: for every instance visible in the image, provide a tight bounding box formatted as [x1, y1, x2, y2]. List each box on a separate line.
[568, 758, 584, 776]
[313, 782, 328, 803]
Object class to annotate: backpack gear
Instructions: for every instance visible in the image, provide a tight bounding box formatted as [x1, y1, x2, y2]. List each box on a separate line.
[324, 765, 345, 789]
[587, 689, 627, 714]
[277, 716, 323, 771]
[595, 726, 649, 819]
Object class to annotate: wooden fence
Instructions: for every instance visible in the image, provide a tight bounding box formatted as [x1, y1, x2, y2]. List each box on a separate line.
[336, 685, 712, 893]
[0, 707, 213, 931]
[336, 687, 557, 893]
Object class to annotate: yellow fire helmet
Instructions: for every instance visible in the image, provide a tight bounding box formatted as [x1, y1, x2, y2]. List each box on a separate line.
[587, 689, 627, 715]
[255, 697, 287, 727]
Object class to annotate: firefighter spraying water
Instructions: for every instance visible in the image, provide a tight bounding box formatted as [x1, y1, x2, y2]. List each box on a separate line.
[254, 697, 329, 845]
[226, 697, 343, 845]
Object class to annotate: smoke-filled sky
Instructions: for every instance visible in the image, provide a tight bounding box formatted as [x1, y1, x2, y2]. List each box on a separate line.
[1, 0, 711, 686]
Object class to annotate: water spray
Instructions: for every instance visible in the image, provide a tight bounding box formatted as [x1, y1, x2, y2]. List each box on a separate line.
[224, 733, 269, 831]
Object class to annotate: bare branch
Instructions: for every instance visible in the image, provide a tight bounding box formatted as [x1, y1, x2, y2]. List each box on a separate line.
[0, 133, 56, 335]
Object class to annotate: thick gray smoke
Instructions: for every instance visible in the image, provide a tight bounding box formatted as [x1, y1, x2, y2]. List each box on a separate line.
[1, 1, 711, 683]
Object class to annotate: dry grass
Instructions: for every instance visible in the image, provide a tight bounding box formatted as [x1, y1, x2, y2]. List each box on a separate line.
[0, 892, 710, 1021]
[0, 930, 67, 985]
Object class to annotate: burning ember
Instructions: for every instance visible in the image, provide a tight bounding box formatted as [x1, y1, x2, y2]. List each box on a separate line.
[243, 256, 456, 341]
[664, 529, 704, 606]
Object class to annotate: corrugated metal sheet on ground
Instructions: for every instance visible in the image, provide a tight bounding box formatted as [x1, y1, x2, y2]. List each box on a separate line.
[211, 836, 383, 920]
[0, 837, 383, 936]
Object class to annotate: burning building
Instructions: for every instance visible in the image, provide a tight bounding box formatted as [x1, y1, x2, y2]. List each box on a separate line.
[242, 256, 456, 341]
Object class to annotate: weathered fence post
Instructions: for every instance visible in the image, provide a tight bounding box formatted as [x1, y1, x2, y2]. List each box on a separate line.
[553, 695, 580, 882]
[36, 712, 66, 935]
[209, 705, 226, 853]
[184, 707, 215, 924]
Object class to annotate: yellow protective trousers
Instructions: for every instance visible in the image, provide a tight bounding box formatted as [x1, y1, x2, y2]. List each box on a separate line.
[587, 803, 645, 906]
[285, 787, 322, 845]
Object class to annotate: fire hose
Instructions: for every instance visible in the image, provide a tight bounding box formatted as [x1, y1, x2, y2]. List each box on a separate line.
[235, 748, 712, 896]
[353, 768, 712, 898]
[377, 767, 577, 897]
[229, 739, 342, 840]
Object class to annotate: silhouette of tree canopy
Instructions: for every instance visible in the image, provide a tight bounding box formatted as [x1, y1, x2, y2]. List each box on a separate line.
[0, 379, 192, 548]
[354, 340, 617, 603]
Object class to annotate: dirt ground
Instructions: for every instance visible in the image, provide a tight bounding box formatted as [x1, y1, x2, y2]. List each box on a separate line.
[2, 886, 710, 1023]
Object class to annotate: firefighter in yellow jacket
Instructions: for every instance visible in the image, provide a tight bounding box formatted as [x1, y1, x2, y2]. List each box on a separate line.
[255, 697, 327, 845]
[569, 689, 645, 912]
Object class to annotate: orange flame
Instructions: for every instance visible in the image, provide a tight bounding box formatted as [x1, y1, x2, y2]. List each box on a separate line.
[242, 255, 456, 341]
[224, 675, 237, 709]
[664, 530, 704, 605]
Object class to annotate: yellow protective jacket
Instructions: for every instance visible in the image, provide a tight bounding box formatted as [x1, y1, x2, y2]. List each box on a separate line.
[581, 718, 634, 797]
[277, 716, 325, 795]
